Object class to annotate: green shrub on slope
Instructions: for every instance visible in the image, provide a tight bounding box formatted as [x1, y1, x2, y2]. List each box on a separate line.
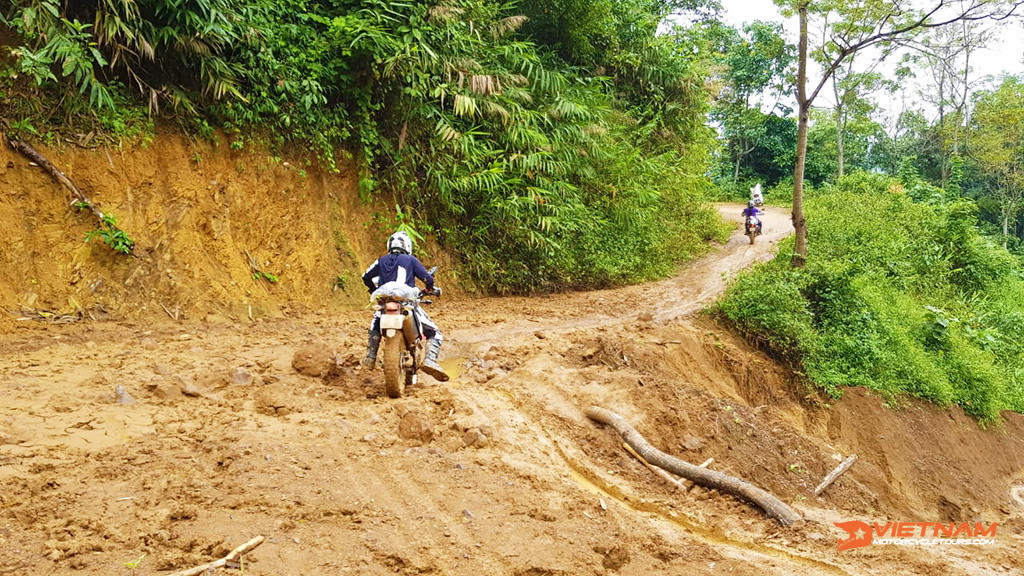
[717, 171, 1024, 421]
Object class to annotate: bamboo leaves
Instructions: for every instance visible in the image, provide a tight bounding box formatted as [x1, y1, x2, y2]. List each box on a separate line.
[4, 0, 249, 111]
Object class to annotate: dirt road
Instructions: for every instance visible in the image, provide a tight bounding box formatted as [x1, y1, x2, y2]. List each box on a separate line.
[2, 205, 1022, 575]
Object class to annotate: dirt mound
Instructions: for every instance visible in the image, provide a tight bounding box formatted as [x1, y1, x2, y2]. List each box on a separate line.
[1, 174, 1022, 575]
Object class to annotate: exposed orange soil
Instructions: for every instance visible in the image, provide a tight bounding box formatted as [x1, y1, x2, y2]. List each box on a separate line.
[0, 139, 1022, 575]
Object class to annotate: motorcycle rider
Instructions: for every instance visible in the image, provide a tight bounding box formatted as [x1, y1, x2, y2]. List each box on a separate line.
[361, 231, 450, 382]
[750, 183, 764, 206]
[742, 200, 763, 235]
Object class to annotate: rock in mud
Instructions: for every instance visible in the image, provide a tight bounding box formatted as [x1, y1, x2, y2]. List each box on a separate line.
[0, 429, 21, 445]
[230, 366, 257, 385]
[462, 428, 489, 448]
[292, 343, 335, 377]
[452, 417, 493, 448]
[254, 383, 299, 416]
[398, 411, 434, 444]
[114, 385, 136, 404]
[681, 435, 703, 451]
[146, 377, 185, 400]
[595, 545, 631, 570]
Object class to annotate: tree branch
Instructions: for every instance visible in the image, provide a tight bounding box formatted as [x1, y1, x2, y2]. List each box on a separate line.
[585, 406, 803, 526]
[8, 138, 105, 222]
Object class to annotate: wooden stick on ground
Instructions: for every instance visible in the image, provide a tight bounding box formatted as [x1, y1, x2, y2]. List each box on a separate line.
[164, 535, 265, 576]
[623, 442, 685, 489]
[624, 442, 715, 491]
[586, 406, 802, 526]
[814, 454, 858, 496]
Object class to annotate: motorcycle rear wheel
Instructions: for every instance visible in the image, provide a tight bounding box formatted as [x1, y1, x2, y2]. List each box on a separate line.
[382, 334, 405, 398]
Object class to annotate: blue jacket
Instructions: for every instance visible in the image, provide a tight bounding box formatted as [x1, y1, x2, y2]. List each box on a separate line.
[363, 252, 434, 292]
[742, 206, 761, 218]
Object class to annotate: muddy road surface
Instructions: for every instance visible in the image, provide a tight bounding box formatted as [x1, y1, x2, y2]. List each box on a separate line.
[2, 205, 1023, 576]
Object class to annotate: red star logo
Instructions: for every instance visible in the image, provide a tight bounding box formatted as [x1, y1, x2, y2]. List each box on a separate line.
[834, 521, 873, 551]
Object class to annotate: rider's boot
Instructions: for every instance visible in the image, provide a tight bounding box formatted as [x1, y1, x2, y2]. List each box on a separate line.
[361, 329, 381, 367]
[421, 338, 450, 382]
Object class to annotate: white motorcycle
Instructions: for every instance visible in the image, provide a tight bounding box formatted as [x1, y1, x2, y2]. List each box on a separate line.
[369, 279, 439, 398]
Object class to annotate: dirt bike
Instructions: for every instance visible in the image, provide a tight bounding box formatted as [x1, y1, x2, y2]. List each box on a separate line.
[745, 216, 761, 245]
[369, 277, 439, 398]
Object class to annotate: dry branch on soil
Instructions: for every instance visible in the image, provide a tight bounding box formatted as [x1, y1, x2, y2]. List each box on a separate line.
[623, 442, 685, 488]
[7, 139, 106, 222]
[623, 442, 713, 491]
[814, 454, 858, 496]
[164, 535, 265, 576]
[586, 406, 803, 526]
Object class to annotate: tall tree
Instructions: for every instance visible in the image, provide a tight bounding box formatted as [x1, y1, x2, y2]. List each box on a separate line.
[900, 21, 993, 186]
[825, 57, 892, 178]
[969, 76, 1024, 246]
[712, 21, 794, 183]
[776, 0, 1024, 267]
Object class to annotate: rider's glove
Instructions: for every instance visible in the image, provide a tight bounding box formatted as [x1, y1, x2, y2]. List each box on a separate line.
[429, 286, 442, 297]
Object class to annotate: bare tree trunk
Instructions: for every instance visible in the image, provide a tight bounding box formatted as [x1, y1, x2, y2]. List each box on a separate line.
[836, 116, 845, 179]
[792, 3, 810, 268]
[1003, 205, 1010, 249]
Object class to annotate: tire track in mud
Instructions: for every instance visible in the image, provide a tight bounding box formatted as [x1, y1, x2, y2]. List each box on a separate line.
[434, 207, 851, 575]
[464, 371, 856, 576]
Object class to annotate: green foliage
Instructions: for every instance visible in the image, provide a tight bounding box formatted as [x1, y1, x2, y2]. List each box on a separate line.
[717, 260, 817, 361]
[2, 0, 725, 294]
[717, 171, 1024, 421]
[252, 270, 279, 283]
[329, 0, 721, 292]
[3, 0, 250, 111]
[707, 20, 795, 187]
[83, 212, 135, 254]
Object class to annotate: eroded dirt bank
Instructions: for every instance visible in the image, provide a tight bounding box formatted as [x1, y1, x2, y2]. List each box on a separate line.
[0, 133, 399, 330]
[2, 206, 1023, 576]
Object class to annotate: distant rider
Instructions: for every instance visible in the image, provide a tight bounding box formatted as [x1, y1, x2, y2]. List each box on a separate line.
[742, 200, 763, 234]
[361, 231, 450, 382]
[750, 183, 764, 206]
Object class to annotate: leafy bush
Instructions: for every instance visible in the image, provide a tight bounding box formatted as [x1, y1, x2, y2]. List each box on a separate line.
[717, 258, 817, 362]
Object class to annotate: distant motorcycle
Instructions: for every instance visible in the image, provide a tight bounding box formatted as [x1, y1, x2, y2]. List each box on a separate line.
[369, 275, 439, 398]
[745, 216, 761, 245]
[750, 183, 764, 206]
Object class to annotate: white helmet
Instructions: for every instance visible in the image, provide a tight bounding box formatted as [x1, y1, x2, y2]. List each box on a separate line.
[387, 231, 413, 255]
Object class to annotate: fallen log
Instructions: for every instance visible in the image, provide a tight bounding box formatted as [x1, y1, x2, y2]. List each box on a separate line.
[623, 442, 715, 492]
[164, 535, 265, 576]
[586, 406, 802, 526]
[814, 454, 858, 496]
[684, 458, 715, 491]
